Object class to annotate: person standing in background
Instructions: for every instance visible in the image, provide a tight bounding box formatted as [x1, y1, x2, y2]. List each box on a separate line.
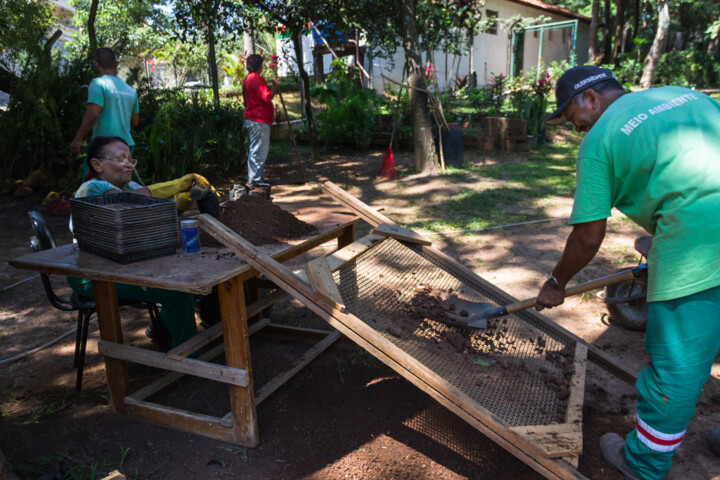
[242, 53, 279, 191]
[70, 48, 139, 180]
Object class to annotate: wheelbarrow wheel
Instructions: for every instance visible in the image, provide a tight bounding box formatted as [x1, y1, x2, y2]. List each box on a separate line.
[604, 276, 648, 332]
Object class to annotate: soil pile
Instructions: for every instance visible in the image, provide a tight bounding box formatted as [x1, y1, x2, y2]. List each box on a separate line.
[199, 195, 318, 247]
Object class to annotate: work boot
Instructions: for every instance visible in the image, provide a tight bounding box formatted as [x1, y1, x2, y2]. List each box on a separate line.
[707, 426, 720, 457]
[600, 433, 642, 480]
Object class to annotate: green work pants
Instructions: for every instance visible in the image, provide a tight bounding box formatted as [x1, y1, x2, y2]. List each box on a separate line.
[67, 276, 197, 348]
[625, 284, 720, 479]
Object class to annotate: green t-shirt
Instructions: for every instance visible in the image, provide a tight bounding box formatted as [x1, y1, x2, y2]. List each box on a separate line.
[87, 75, 139, 147]
[570, 86, 720, 302]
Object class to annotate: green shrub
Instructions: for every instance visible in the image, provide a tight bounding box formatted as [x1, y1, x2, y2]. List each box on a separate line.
[0, 55, 92, 183]
[655, 50, 718, 88]
[132, 90, 246, 183]
[311, 60, 381, 149]
[614, 55, 644, 85]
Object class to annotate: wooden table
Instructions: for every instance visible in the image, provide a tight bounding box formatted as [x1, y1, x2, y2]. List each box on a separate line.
[10, 215, 357, 446]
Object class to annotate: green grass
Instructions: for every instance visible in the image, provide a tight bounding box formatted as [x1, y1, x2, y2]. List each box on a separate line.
[407, 143, 578, 233]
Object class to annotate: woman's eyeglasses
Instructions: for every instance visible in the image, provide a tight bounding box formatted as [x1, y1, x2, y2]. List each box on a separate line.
[99, 156, 137, 167]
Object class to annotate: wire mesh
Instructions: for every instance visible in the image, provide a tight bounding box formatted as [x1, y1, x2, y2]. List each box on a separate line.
[333, 238, 572, 427]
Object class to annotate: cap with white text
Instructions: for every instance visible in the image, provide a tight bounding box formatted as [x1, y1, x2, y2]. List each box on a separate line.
[545, 66, 616, 125]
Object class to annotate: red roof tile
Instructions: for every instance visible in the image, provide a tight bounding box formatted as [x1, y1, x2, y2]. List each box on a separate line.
[506, 0, 590, 23]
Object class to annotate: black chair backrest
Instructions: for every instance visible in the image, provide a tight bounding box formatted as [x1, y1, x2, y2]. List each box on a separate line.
[28, 210, 57, 250]
[28, 210, 73, 311]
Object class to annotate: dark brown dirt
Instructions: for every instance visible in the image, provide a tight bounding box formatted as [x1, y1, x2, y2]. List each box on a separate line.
[199, 195, 318, 247]
[405, 286, 575, 421]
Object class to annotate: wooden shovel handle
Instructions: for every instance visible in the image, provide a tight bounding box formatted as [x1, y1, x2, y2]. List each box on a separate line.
[506, 267, 639, 315]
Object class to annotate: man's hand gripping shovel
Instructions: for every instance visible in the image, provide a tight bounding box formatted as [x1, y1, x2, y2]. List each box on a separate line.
[438, 264, 648, 330]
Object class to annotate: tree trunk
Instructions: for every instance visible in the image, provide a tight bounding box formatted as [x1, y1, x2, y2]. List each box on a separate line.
[291, 29, 320, 162]
[243, 29, 256, 55]
[88, 0, 99, 54]
[207, 28, 220, 108]
[612, 0, 626, 62]
[673, 31, 689, 50]
[632, 0, 640, 44]
[640, 1, 670, 89]
[468, 29, 475, 87]
[399, 0, 438, 174]
[588, 0, 600, 63]
[603, 0, 612, 62]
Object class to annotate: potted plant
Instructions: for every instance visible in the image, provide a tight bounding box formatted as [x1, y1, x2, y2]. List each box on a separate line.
[527, 72, 553, 146]
[483, 73, 529, 152]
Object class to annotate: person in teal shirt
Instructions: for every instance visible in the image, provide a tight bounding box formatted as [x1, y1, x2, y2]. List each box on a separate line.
[70, 48, 139, 180]
[537, 66, 720, 480]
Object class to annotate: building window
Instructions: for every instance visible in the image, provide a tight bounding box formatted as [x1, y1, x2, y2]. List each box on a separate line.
[548, 29, 553, 41]
[533, 30, 538, 38]
[486, 10, 498, 35]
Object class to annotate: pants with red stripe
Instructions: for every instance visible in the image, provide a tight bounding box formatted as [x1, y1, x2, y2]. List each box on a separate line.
[625, 284, 720, 479]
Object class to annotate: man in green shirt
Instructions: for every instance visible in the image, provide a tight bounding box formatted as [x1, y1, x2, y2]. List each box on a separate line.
[537, 66, 720, 479]
[70, 48, 139, 179]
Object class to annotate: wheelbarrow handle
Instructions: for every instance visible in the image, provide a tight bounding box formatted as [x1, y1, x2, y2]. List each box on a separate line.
[504, 263, 649, 316]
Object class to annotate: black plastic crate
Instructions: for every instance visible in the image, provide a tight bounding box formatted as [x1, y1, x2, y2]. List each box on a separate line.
[70, 193, 179, 264]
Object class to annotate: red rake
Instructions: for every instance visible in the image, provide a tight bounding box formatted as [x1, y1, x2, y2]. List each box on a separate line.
[379, 146, 397, 180]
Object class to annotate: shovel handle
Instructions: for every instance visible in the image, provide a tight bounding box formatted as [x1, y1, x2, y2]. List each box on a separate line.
[505, 264, 647, 315]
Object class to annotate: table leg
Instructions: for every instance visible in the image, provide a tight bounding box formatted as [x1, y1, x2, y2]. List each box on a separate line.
[244, 276, 262, 324]
[218, 275, 259, 446]
[92, 280, 130, 414]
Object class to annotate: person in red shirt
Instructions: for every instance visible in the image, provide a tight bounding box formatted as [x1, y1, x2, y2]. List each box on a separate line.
[242, 54, 279, 189]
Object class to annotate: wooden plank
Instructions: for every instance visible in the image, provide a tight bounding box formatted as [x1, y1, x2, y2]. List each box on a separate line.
[98, 341, 249, 387]
[256, 330, 342, 404]
[197, 214, 586, 480]
[217, 275, 259, 447]
[125, 318, 270, 405]
[337, 220, 356, 249]
[167, 290, 285, 360]
[509, 424, 583, 458]
[127, 401, 236, 444]
[306, 257, 345, 304]
[270, 220, 359, 266]
[324, 233, 386, 272]
[565, 344, 588, 426]
[322, 181, 393, 227]
[372, 223, 432, 246]
[167, 322, 223, 361]
[92, 280, 130, 414]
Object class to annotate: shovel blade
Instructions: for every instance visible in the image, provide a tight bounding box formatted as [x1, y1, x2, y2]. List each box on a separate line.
[443, 311, 488, 329]
[439, 294, 493, 317]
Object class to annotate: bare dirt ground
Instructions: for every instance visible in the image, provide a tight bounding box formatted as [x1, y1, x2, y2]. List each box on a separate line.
[2, 142, 720, 480]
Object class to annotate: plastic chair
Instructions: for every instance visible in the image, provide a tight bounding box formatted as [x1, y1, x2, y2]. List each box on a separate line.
[28, 211, 170, 392]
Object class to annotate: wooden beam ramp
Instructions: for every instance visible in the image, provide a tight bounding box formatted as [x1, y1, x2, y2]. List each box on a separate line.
[199, 210, 590, 480]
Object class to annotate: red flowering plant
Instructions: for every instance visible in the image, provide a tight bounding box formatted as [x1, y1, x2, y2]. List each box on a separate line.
[424, 62, 434, 83]
[528, 71, 553, 138]
[532, 71, 553, 97]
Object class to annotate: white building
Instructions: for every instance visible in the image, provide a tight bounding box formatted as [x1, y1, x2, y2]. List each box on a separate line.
[275, 0, 590, 91]
[50, 0, 77, 46]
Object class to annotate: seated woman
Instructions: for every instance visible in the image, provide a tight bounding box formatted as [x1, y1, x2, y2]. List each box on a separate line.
[69, 136, 202, 348]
